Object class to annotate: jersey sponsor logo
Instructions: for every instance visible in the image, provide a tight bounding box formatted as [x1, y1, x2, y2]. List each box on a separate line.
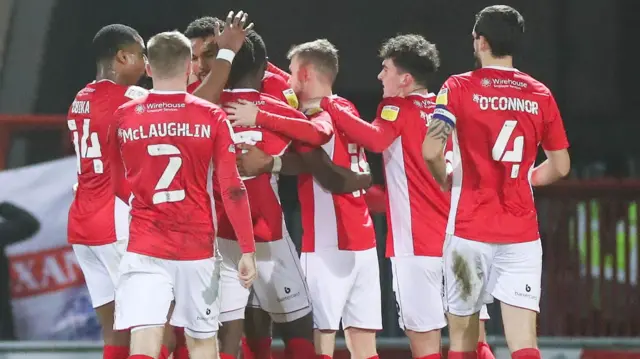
[144, 102, 186, 112]
[380, 105, 399, 121]
[473, 94, 539, 115]
[435, 88, 448, 105]
[124, 85, 148, 99]
[70, 100, 90, 114]
[481, 78, 528, 90]
[119, 122, 212, 143]
[282, 88, 299, 109]
[134, 104, 145, 114]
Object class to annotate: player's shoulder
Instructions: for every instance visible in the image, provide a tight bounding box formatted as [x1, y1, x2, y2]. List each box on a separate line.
[184, 93, 226, 116]
[330, 95, 360, 116]
[260, 93, 306, 119]
[377, 96, 417, 122]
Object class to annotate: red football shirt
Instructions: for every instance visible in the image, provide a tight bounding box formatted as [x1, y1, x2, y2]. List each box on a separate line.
[67, 80, 147, 246]
[433, 66, 570, 243]
[297, 97, 376, 252]
[113, 91, 254, 260]
[215, 89, 295, 242]
[325, 94, 449, 257]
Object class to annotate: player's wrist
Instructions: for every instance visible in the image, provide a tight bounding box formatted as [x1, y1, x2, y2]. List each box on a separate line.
[216, 49, 236, 64]
[271, 156, 282, 174]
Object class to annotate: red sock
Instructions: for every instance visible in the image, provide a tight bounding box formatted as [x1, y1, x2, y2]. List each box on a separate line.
[128, 356, 153, 359]
[511, 348, 541, 359]
[157, 345, 170, 359]
[316, 356, 332, 359]
[285, 338, 315, 359]
[242, 337, 272, 359]
[477, 342, 495, 359]
[104, 345, 129, 359]
[416, 354, 441, 359]
[173, 327, 189, 359]
[448, 351, 477, 359]
[366, 356, 380, 359]
[220, 354, 236, 359]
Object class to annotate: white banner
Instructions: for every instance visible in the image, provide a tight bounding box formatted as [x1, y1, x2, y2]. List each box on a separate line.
[0, 157, 101, 340]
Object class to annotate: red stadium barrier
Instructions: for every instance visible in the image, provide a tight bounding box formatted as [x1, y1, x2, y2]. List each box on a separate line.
[536, 180, 640, 336]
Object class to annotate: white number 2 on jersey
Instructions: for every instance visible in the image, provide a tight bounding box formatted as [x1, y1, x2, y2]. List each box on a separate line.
[233, 130, 263, 180]
[148, 144, 186, 204]
[491, 120, 524, 178]
[68, 119, 103, 175]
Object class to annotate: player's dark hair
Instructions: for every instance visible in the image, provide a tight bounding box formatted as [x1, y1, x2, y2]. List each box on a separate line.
[287, 39, 339, 83]
[92, 24, 140, 63]
[227, 30, 266, 89]
[184, 16, 221, 39]
[473, 5, 525, 57]
[379, 34, 440, 88]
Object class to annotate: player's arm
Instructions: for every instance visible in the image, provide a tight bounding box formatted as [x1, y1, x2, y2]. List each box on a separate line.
[321, 97, 401, 153]
[213, 115, 255, 254]
[227, 102, 333, 146]
[107, 112, 130, 203]
[193, 11, 253, 104]
[531, 94, 571, 186]
[422, 85, 457, 189]
[267, 61, 291, 81]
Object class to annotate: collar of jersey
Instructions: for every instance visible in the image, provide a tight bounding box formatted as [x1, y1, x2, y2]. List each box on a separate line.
[224, 88, 259, 93]
[482, 65, 518, 72]
[150, 90, 187, 95]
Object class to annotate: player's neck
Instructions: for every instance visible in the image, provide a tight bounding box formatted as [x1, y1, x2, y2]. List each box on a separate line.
[232, 79, 260, 91]
[95, 65, 121, 85]
[152, 79, 187, 92]
[481, 55, 514, 69]
[405, 85, 429, 96]
[300, 83, 332, 102]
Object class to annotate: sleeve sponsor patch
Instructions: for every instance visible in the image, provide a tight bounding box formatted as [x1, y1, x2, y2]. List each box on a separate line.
[380, 105, 400, 122]
[282, 89, 299, 109]
[124, 86, 148, 100]
[435, 88, 448, 105]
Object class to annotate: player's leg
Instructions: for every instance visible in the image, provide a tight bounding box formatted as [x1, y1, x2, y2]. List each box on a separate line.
[341, 248, 382, 359]
[216, 238, 251, 359]
[250, 238, 314, 359]
[442, 235, 492, 358]
[477, 306, 495, 359]
[300, 249, 352, 358]
[114, 253, 175, 358]
[491, 240, 542, 359]
[243, 305, 274, 359]
[390, 256, 446, 359]
[170, 257, 221, 359]
[73, 242, 130, 359]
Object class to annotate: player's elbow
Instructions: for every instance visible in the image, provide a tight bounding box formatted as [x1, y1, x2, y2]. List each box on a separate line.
[547, 149, 571, 178]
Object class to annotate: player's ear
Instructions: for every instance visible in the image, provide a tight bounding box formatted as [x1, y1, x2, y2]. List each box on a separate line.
[145, 63, 153, 78]
[115, 50, 128, 65]
[300, 65, 310, 82]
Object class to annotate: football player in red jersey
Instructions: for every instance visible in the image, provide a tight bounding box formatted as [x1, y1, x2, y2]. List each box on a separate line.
[232, 40, 380, 359]
[211, 31, 316, 359]
[111, 30, 256, 359]
[422, 6, 570, 359]
[320, 34, 495, 359]
[184, 16, 299, 108]
[67, 24, 147, 359]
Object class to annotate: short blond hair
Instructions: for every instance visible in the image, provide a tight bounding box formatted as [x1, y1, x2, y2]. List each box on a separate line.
[147, 31, 191, 79]
[287, 39, 339, 83]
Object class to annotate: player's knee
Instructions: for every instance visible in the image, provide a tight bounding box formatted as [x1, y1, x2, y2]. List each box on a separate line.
[218, 319, 244, 356]
[184, 331, 218, 359]
[244, 307, 273, 339]
[405, 329, 441, 357]
[501, 302, 537, 351]
[130, 325, 165, 357]
[276, 311, 314, 342]
[344, 327, 377, 358]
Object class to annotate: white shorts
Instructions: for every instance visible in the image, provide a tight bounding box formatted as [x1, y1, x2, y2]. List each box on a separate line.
[73, 240, 127, 308]
[301, 247, 382, 331]
[217, 237, 311, 323]
[391, 256, 491, 332]
[114, 252, 221, 339]
[443, 235, 542, 316]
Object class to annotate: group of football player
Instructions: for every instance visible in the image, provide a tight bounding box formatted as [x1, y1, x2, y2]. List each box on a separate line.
[66, 4, 570, 359]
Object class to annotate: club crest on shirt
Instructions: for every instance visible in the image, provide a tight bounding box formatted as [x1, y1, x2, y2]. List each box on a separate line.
[282, 89, 299, 109]
[436, 88, 448, 105]
[380, 105, 399, 122]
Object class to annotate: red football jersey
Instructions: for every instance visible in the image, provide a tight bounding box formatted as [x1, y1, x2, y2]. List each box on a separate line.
[215, 89, 295, 242]
[434, 66, 569, 243]
[185, 72, 298, 109]
[67, 80, 147, 246]
[114, 91, 254, 260]
[297, 97, 376, 252]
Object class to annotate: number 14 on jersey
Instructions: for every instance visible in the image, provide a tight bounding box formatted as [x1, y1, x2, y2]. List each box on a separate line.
[68, 118, 103, 175]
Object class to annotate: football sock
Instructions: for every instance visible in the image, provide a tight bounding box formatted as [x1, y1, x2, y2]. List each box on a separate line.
[128, 356, 153, 359]
[448, 351, 477, 359]
[157, 345, 170, 359]
[285, 338, 316, 359]
[511, 348, 541, 359]
[416, 354, 441, 359]
[316, 355, 332, 359]
[242, 337, 273, 359]
[172, 327, 189, 359]
[220, 353, 236, 359]
[103, 345, 129, 359]
[477, 342, 496, 359]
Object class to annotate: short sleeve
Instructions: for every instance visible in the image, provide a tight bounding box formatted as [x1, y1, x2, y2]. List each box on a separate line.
[432, 76, 460, 127]
[374, 96, 409, 137]
[262, 74, 299, 109]
[541, 94, 569, 151]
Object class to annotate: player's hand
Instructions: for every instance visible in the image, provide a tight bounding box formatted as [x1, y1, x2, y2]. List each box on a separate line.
[215, 11, 254, 53]
[72, 183, 78, 197]
[238, 252, 257, 288]
[440, 174, 452, 192]
[226, 99, 259, 127]
[236, 144, 273, 177]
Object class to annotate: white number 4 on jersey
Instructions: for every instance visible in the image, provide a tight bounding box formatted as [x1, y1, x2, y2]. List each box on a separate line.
[492, 120, 523, 179]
